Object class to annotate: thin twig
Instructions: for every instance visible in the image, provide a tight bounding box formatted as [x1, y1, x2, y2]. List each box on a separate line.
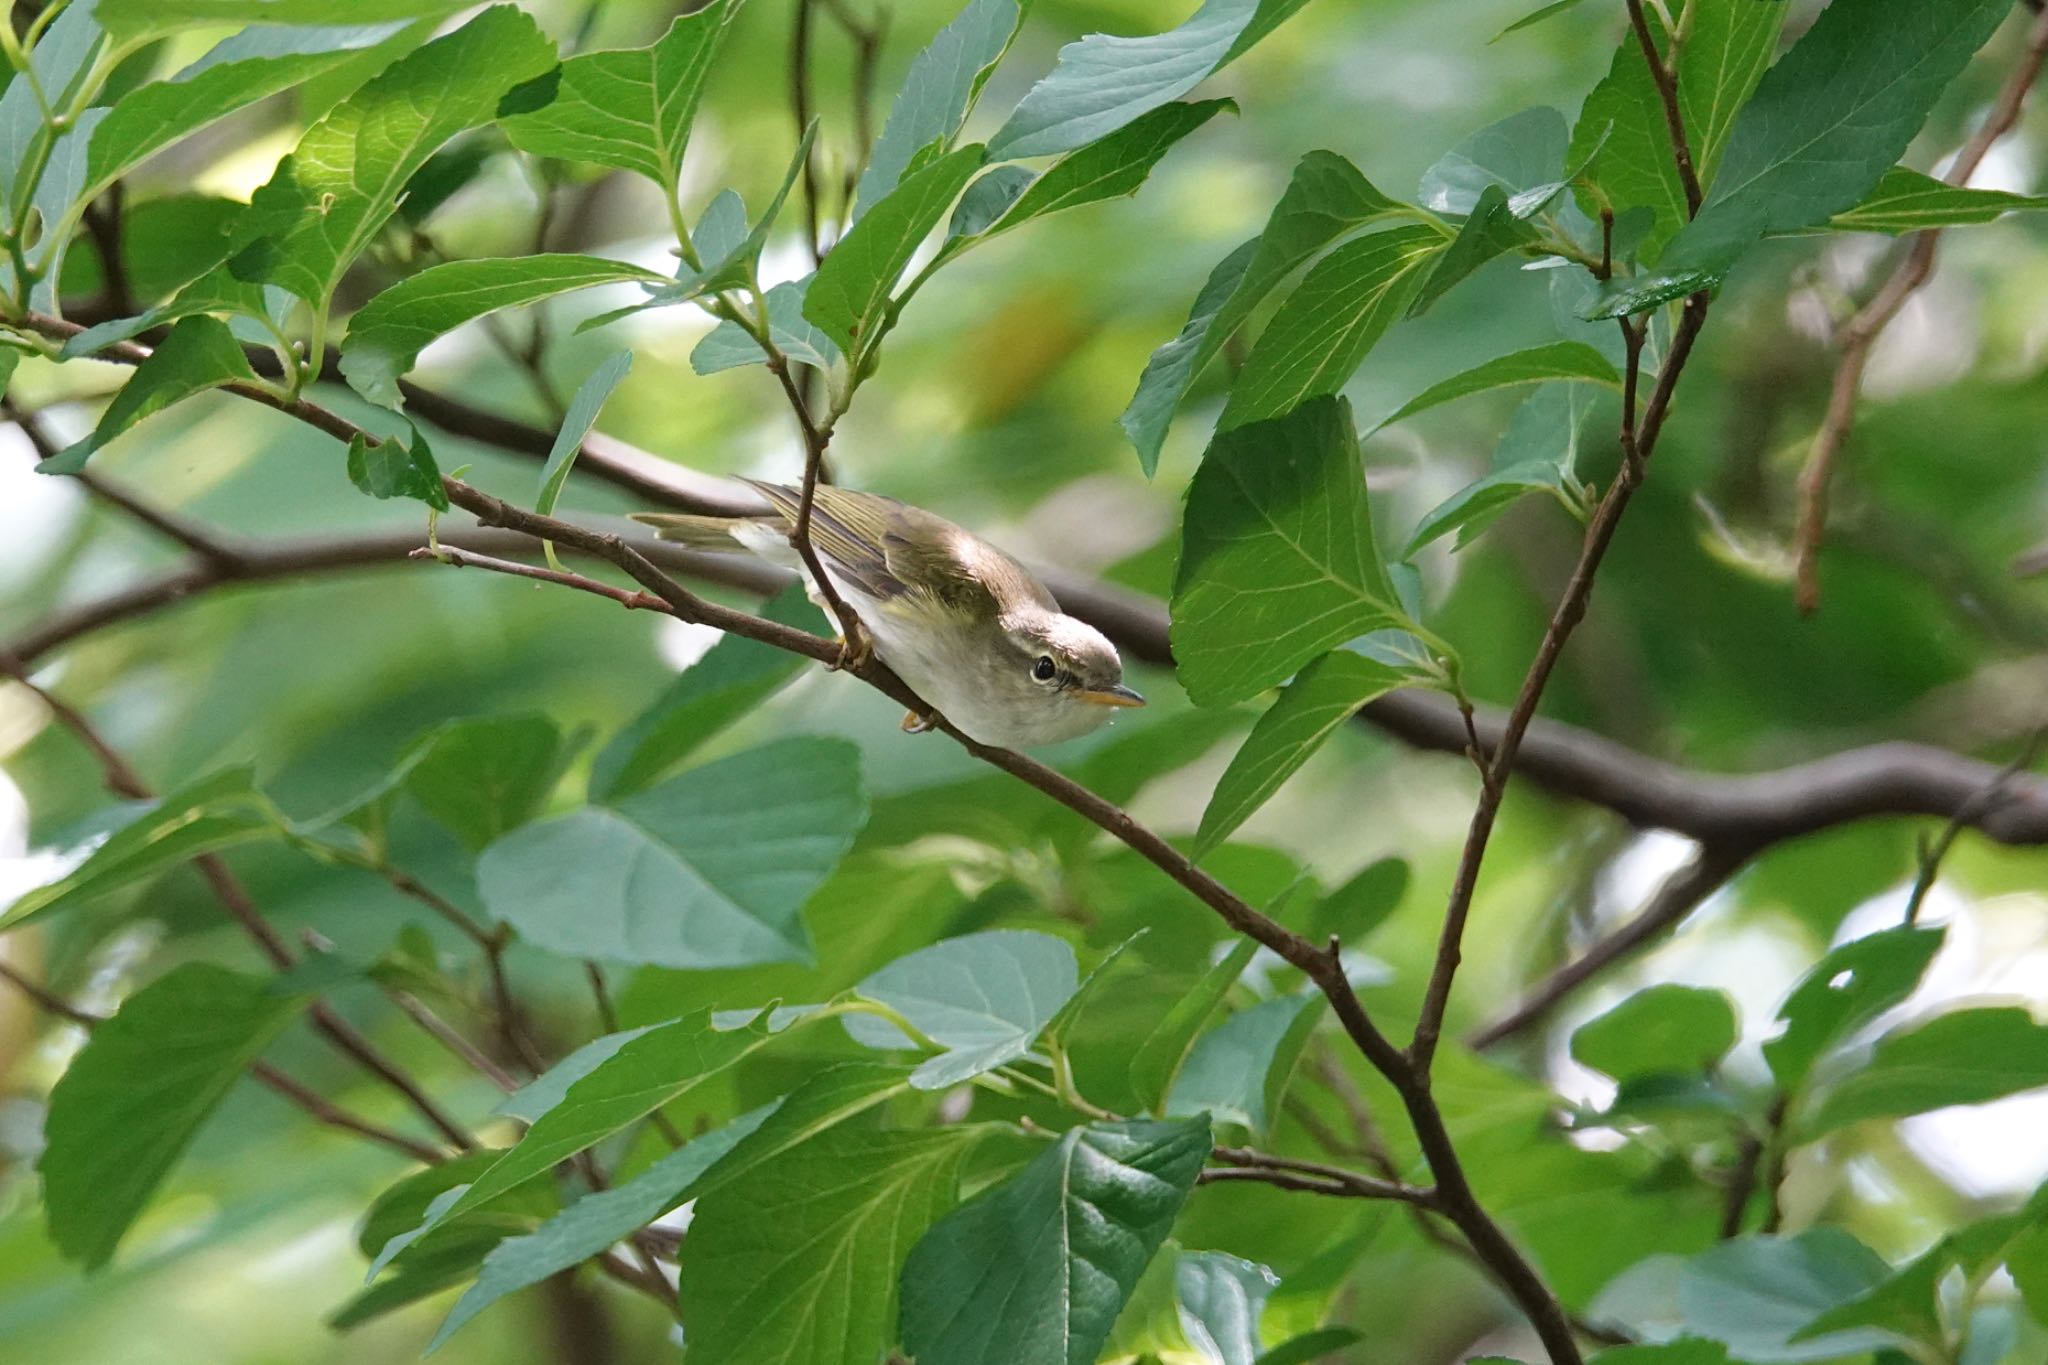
[1794, 4, 2048, 614]
[1623, 0, 1702, 214]
[791, 0, 825, 266]
[1902, 728, 2048, 925]
[414, 545, 669, 612]
[0, 956, 445, 1165]
[1210, 1144, 1436, 1205]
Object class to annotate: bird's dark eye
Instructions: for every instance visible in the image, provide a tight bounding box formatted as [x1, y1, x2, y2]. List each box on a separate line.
[1032, 655, 1057, 682]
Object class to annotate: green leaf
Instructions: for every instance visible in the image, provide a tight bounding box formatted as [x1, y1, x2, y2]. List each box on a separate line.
[1418, 107, 1569, 218]
[1823, 165, 2048, 235]
[2010, 1223, 2048, 1326]
[1176, 1252, 1279, 1365]
[899, 1116, 1213, 1365]
[1493, 0, 1591, 41]
[39, 964, 300, 1268]
[1570, 0, 1785, 263]
[1121, 150, 1411, 473]
[674, 1061, 919, 1206]
[0, 0, 106, 219]
[1167, 992, 1321, 1136]
[969, 100, 1231, 238]
[1589, 1346, 1732, 1365]
[1571, 985, 1739, 1082]
[855, 0, 1025, 216]
[1763, 924, 1945, 1092]
[400, 714, 564, 853]
[1407, 184, 1541, 317]
[1129, 938, 1259, 1114]
[1372, 340, 1620, 430]
[1256, 1330, 1366, 1365]
[590, 584, 825, 798]
[689, 276, 844, 374]
[228, 5, 555, 309]
[478, 738, 864, 968]
[346, 426, 448, 511]
[1404, 382, 1597, 555]
[42, 315, 257, 474]
[1173, 396, 1408, 706]
[533, 350, 633, 540]
[1589, 0, 2013, 317]
[427, 1103, 774, 1350]
[339, 256, 658, 406]
[331, 1226, 505, 1330]
[1676, 1230, 1896, 1363]
[1310, 857, 1408, 944]
[987, 0, 1309, 158]
[1196, 650, 1404, 856]
[1788, 1208, 2048, 1354]
[434, 1006, 783, 1227]
[1218, 226, 1442, 429]
[498, 0, 735, 189]
[679, 1126, 978, 1365]
[96, 0, 464, 42]
[84, 22, 414, 206]
[843, 929, 1081, 1088]
[1, 768, 281, 929]
[1806, 1006, 2048, 1135]
[803, 142, 986, 358]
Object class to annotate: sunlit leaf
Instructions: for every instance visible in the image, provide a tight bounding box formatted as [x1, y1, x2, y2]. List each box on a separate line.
[843, 929, 1081, 1088]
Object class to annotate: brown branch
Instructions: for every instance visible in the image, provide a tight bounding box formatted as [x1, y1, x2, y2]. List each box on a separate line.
[417, 545, 669, 612]
[1623, 0, 1703, 215]
[1467, 840, 1754, 1049]
[764, 353, 865, 662]
[1901, 727, 2047, 925]
[0, 956, 445, 1165]
[792, 0, 826, 266]
[1, 654, 475, 1153]
[1794, 3, 2048, 614]
[1210, 1145, 1436, 1204]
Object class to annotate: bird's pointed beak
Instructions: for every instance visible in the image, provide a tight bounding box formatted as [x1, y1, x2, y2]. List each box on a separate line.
[1078, 683, 1147, 709]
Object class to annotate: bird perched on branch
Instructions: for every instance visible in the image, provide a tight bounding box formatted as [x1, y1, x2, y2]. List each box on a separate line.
[633, 481, 1145, 749]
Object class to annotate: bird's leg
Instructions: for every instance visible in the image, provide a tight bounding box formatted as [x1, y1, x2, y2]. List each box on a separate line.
[900, 709, 937, 735]
[829, 616, 872, 673]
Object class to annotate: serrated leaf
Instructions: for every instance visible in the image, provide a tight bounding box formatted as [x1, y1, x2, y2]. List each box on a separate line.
[970, 99, 1231, 238]
[1167, 991, 1321, 1135]
[430, 1006, 784, 1230]
[84, 22, 414, 206]
[96, 0, 463, 41]
[1372, 340, 1620, 430]
[1822, 165, 2048, 235]
[1806, 1006, 2048, 1136]
[226, 5, 555, 309]
[1121, 150, 1412, 473]
[1, 768, 282, 929]
[1572, 985, 1739, 1082]
[899, 1116, 1213, 1365]
[1406, 183, 1540, 317]
[1129, 938, 1259, 1114]
[498, 0, 735, 189]
[856, 0, 1025, 216]
[1570, 0, 1785, 263]
[803, 142, 986, 358]
[987, 0, 1308, 159]
[843, 930, 1080, 1088]
[427, 1103, 774, 1350]
[478, 738, 864, 969]
[689, 276, 843, 374]
[1588, 0, 2012, 316]
[340, 256, 658, 406]
[39, 964, 300, 1268]
[1762, 924, 1944, 1092]
[592, 584, 825, 798]
[42, 315, 257, 474]
[1173, 396, 1408, 706]
[1196, 650, 1404, 856]
[679, 1125, 978, 1365]
[1218, 226, 1442, 429]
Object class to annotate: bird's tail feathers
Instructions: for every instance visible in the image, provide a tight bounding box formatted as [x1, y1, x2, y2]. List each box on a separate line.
[628, 512, 750, 549]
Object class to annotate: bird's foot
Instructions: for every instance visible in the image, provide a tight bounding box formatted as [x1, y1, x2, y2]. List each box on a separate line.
[828, 625, 872, 673]
[900, 709, 938, 735]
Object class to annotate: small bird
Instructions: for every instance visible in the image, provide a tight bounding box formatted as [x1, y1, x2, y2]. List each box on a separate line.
[632, 482, 1145, 749]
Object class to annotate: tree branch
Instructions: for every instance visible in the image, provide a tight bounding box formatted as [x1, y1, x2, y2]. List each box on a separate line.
[1793, 2, 2048, 614]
